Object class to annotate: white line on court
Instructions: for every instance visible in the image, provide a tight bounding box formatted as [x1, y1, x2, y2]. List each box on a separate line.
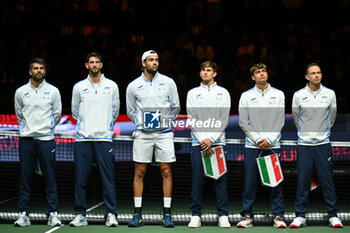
[87, 201, 104, 212]
[0, 197, 17, 205]
[44, 201, 105, 233]
[45, 226, 62, 233]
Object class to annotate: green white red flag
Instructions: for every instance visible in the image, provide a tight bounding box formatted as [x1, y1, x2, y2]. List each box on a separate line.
[256, 153, 284, 187]
[201, 146, 227, 180]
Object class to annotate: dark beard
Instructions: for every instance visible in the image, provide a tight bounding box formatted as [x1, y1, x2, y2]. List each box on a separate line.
[146, 67, 157, 76]
[32, 74, 44, 83]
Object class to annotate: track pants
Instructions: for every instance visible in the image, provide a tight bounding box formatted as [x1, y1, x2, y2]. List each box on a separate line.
[295, 143, 338, 218]
[190, 146, 229, 217]
[73, 141, 117, 215]
[18, 137, 58, 214]
[241, 148, 284, 217]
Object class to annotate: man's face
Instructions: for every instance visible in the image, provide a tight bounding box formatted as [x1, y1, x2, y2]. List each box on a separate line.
[200, 66, 216, 83]
[29, 63, 46, 83]
[85, 56, 103, 75]
[251, 68, 268, 85]
[305, 65, 322, 86]
[143, 56, 159, 75]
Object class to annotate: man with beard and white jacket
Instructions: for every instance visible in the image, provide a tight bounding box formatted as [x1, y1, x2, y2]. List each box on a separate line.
[126, 50, 180, 228]
[237, 63, 286, 228]
[186, 60, 231, 228]
[14, 57, 62, 227]
[290, 63, 343, 228]
[70, 51, 120, 227]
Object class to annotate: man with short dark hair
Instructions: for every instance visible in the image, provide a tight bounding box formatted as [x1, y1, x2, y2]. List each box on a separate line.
[70, 51, 120, 227]
[14, 57, 62, 227]
[290, 63, 343, 228]
[186, 60, 231, 228]
[237, 63, 286, 228]
[126, 50, 180, 227]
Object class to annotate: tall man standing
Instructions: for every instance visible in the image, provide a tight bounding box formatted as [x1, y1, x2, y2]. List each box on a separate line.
[126, 50, 180, 227]
[290, 63, 343, 228]
[70, 52, 120, 227]
[237, 63, 286, 228]
[14, 57, 62, 227]
[186, 60, 231, 228]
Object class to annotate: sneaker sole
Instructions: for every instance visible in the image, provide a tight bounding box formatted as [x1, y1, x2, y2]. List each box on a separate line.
[128, 222, 144, 227]
[290, 223, 307, 228]
[237, 224, 253, 228]
[329, 223, 343, 228]
[70, 223, 88, 227]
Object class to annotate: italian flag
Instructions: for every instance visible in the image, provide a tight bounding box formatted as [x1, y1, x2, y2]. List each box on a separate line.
[257, 154, 283, 187]
[202, 146, 227, 180]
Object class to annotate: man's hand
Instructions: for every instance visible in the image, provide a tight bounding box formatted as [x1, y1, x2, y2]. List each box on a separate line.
[200, 138, 214, 154]
[257, 139, 270, 150]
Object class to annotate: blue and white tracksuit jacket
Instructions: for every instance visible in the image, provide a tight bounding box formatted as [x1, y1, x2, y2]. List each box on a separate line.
[71, 74, 120, 141]
[126, 72, 180, 133]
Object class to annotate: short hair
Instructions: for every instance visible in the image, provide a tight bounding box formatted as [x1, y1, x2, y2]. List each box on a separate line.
[29, 57, 46, 70]
[305, 62, 320, 75]
[200, 60, 217, 72]
[86, 51, 103, 63]
[250, 63, 267, 76]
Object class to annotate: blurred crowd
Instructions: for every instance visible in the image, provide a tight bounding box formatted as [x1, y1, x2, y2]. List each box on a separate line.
[0, 0, 349, 114]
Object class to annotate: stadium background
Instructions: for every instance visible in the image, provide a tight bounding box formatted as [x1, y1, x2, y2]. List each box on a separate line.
[0, 0, 350, 230]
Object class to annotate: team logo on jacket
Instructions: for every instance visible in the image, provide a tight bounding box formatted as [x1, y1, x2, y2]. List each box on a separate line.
[143, 110, 161, 129]
[249, 97, 258, 103]
[82, 88, 90, 94]
[138, 85, 145, 91]
[24, 92, 31, 98]
[301, 96, 310, 102]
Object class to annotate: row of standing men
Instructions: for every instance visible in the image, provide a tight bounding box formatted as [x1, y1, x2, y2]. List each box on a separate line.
[13, 50, 343, 228]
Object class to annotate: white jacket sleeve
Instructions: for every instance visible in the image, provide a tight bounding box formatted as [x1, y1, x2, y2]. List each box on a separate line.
[112, 84, 120, 123]
[169, 79, 180, 121]
[292, 92, 300, 129]
[238, 94, 262, 144]
[186, 91, 204, 142]
[208, 89, 231, 143]
[126, 84, 136, 123]
[71, 84, 80, 121]
[329, 91, 337, 128]
[266, 92, 285, 145]
[14, 89, 23, 124]
[52, 88, 62, 126]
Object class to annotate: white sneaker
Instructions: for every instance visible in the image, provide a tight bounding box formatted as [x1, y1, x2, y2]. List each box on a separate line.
[273, 216, 286, 228]
[329, 217, 343, 228]
[188, 216, 201, 228]
[48, 211, 62, 227]
[105, 213, 118, 227]
[70, 214, 88, 227]
[218, 215, 231, 228]
[237, 216, 253, 228]
[289, 217, 306, 228]
[14, 212, 31, 227]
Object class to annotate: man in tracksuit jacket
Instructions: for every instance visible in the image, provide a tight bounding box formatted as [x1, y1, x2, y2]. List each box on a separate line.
[70, 52, 120, 227]
[237, 63, 286, 228]
[14, 57, 62, 227]
[290, 63, 343, 228]
[186, 60, 231, 228]
[126, 50, 180, 227]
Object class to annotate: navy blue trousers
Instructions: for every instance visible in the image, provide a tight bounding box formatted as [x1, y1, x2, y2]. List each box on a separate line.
[190, 146, 229, 217]
[295, 144, 338, 218]
[18, 138, 58, 214]
[241, 148, 284, 217]
[74, 141, 117, 215]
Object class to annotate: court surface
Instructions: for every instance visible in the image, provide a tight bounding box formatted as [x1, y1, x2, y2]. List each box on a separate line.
[0, 224, 348, 233]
